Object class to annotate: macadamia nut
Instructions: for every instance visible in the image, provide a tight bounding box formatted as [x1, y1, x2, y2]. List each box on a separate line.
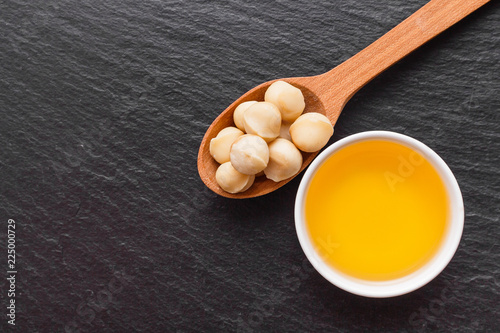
[233, 101, 257, 131]
[289, 113, 333, 152]
[216, 162, 255, 193]
[264, 138, 303, 182]
[230, 134, 269, 175]
[209, 126, 244, 164]
[264, 81, 305, 122]
[243, 102, 281, 143]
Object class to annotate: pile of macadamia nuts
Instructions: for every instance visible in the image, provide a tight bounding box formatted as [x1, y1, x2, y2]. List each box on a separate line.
[210, 81, 334, 194]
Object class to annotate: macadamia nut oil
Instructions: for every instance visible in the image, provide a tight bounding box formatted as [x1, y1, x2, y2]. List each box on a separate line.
[305, 140, 449, 281]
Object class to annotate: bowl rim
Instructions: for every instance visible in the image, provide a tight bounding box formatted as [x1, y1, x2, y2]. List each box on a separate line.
[294, 130, 464, 298]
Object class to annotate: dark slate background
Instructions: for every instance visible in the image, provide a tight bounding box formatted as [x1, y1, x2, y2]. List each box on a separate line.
[1, 0, 499, 332]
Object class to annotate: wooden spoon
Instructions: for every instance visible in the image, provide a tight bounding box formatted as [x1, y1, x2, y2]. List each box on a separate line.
[198, 0, 490, 199]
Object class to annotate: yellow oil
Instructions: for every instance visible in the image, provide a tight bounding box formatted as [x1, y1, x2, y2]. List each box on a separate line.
[305, 140, 449, 281]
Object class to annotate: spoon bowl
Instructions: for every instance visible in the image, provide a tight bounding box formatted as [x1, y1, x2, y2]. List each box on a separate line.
[198, 76, 338, 199]
[198, 0, 490, 198]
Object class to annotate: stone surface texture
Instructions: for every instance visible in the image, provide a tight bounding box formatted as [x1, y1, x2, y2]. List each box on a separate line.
[0, 0, 499, 332]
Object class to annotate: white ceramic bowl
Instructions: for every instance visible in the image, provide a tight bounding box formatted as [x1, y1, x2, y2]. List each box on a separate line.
[295, 131, 464, 298]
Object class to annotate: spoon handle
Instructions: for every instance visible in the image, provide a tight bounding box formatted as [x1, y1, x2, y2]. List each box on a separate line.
[321, 0, 491, 104]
